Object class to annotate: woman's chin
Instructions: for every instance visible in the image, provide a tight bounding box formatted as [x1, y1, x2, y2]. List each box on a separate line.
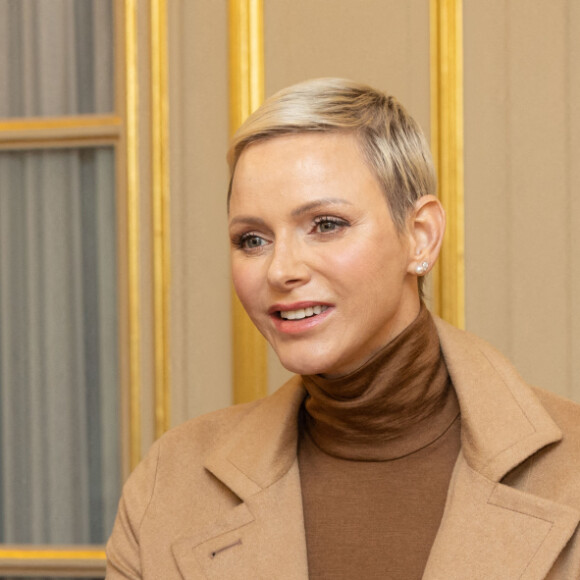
[276, 353, 339, 377]
[277, 356, 328, 377]
[270, 338, 352, 376]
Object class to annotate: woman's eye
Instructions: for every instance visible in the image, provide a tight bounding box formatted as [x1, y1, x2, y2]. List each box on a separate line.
[240, 234, 266, 250]
[314, 217, 348, 234]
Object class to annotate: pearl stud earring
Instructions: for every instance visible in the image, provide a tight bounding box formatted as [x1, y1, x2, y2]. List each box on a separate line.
[415, 261, 429, 275]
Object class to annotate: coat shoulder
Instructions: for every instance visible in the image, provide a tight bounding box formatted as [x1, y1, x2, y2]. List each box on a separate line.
[157, 374, 304, 463]
[159, 397, 261, 458]
[111, 397, 263, 533]
[127, 374, 303, 499]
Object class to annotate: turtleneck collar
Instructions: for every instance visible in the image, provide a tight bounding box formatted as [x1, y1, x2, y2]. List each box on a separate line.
[300, 303, 459, 460]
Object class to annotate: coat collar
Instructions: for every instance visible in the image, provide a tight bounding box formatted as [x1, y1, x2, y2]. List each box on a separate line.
[174, 317, 578, 579]
[203, 375, 306, 499]
[434, 317, 562, 481]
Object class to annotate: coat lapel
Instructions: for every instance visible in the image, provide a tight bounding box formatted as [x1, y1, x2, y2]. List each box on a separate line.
[434, 317, 563, 481]
[172, 377, 309, 579]
[423, 454, 580, 580]
[429, 319, 580, 578]
[171, 461, 308, 580]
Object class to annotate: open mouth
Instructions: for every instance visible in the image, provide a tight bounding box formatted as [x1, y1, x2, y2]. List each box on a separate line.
[277, 305, 329, 320]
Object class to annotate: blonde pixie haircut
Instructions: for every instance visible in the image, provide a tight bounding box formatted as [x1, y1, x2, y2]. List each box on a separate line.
[227, 77, 437, 231]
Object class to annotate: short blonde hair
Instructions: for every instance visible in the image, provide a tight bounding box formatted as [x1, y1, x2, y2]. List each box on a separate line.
[227, 78, 437, 230]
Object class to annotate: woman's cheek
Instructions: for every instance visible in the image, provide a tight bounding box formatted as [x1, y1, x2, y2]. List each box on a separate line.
[233, 261, 266, 312]
[321, 240, 376, 277]
[232, 262, 253, 304]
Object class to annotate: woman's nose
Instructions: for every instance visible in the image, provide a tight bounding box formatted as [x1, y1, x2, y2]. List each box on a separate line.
[266, 241, 311, 290]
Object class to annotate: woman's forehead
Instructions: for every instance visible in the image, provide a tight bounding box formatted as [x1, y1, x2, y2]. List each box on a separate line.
[232, 133, 373, 192]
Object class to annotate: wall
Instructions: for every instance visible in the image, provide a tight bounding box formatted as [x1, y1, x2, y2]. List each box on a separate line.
[168, 0, 232, 425]
[464, 0, 580, 401]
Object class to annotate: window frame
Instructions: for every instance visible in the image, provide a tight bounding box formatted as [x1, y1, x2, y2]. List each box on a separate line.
[0, 0, 171, 575]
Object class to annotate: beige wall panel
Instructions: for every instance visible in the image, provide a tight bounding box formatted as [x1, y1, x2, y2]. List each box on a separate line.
[464, 0, 511, 355]
[168, 0, 232, 424]
[264, 0, 430, 131]
[264, 0, 431, 392]
[465, 0, 579, 401]
[509, 1, 568, 396]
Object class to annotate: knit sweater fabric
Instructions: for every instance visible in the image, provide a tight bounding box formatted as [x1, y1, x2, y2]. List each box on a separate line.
[298, 304, 461, 579]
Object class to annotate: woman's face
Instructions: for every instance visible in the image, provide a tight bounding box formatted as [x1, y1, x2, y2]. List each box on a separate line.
[228, 132, 420, 377]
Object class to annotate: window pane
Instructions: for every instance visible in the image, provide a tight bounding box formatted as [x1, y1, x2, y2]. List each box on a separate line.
[0, 147, 120, 544]
[0, 0, 114, 117]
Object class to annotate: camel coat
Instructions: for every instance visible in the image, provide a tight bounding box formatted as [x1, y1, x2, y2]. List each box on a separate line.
[106, 318, 580, 579]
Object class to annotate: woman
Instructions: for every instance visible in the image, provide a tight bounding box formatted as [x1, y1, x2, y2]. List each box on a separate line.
[106, 79, 580, 579]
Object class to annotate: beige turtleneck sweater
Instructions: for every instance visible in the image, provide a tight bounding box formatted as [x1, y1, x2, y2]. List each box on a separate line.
[298, 304, 461, 579]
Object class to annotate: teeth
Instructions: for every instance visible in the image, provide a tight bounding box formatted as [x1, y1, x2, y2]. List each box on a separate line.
[280, 305, 328, 320]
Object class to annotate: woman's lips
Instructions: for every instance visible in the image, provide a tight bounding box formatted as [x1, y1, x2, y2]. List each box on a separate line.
[269, 302, 333, 335]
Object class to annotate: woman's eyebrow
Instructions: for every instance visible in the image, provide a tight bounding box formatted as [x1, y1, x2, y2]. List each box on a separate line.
[228, 215, 267, 228]
[291, 198, 352, 217]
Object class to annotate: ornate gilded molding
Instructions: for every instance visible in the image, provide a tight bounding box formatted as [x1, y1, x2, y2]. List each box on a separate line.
[0, 115, 121, 132]
[151, 0, 171, 437]
[0, 116, 121, 148]
[0, 547, 105, 575]
[228, 0, 268, 404]
[125, 0, 142, 468]
[430, 0, 465, 328]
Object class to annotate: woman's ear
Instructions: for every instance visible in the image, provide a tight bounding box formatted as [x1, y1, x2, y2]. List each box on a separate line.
[406, 195, 446, 276]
